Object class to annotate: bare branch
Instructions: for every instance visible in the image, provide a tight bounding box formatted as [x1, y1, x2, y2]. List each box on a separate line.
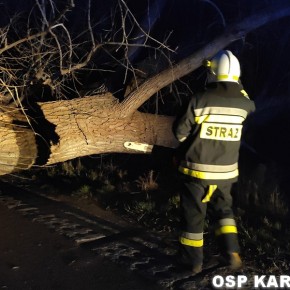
[0, 31, 48, 55]
[119, 0, 174, 52]
[201, 0, 226, 27]
[87, 0, 95, 45]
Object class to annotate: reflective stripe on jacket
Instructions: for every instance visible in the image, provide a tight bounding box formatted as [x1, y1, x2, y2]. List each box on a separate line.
[172, 82, 255, 184]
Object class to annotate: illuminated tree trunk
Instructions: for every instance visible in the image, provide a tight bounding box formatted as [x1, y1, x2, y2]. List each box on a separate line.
[0, 94, 178, 175]
[38, 93, 178, 165]
[0, 108, 37, 175]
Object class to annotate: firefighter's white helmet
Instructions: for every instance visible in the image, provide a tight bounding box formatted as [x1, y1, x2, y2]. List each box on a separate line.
[206, 50, 240, 83]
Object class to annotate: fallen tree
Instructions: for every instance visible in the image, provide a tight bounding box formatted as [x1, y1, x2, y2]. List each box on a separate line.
[1, 2, 290, 175]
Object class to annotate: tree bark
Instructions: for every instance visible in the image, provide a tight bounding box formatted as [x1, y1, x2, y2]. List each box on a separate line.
[0, 107, 37, 175]
[1, 94, 178, 175]
[38, 93, 178, 165]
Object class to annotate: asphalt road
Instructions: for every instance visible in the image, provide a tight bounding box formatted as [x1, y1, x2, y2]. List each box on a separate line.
[0, 183, 163, 290]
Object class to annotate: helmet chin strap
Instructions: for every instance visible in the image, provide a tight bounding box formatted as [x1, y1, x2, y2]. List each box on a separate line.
[206, 73, 217, 84]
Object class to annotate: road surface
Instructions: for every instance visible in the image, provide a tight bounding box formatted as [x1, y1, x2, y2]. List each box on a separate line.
[0, 181, 165, 290]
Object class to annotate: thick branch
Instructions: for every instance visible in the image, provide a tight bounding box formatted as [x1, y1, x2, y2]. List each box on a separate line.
[118, 3, 290, 117]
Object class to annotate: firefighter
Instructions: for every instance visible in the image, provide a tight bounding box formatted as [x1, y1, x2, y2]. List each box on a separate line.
[172, 50, 255, 274]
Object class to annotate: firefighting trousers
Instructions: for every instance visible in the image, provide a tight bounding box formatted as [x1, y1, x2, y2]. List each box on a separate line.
[178, 178, 240, 267]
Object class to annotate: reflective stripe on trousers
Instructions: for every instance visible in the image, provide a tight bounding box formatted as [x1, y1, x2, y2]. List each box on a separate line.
[179, 231, 203, 248]
[215, 218, 238, 236]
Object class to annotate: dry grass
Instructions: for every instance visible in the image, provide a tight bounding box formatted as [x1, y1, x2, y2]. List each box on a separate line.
[136, 170, 159, 192]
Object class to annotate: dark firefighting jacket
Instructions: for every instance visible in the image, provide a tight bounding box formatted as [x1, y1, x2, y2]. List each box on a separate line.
[173, 82, 255, 185]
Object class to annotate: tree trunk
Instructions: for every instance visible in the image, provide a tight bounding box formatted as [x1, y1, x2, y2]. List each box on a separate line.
[1, 94, 177, 175]
[40, 94, 177, 165]
[39, 93, 178, 165]
[0, 107, 37, 175]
